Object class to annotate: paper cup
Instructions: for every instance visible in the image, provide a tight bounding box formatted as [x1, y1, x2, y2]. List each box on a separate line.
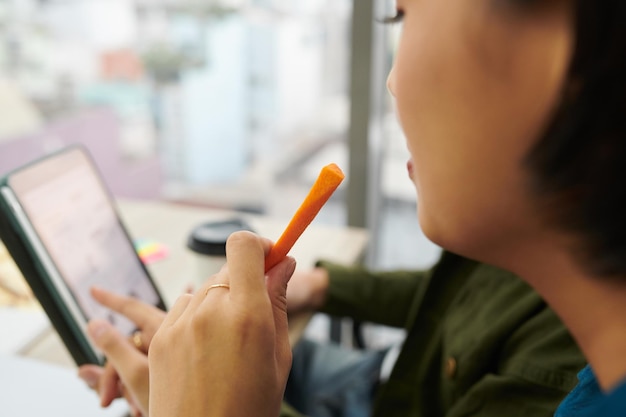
[186, 218, 255, 289]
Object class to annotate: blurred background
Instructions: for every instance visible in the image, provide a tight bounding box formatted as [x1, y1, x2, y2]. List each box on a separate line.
[0, 0, 440, 289]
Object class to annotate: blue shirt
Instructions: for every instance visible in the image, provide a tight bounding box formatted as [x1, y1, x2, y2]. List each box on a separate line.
[555, 365, 626, 416]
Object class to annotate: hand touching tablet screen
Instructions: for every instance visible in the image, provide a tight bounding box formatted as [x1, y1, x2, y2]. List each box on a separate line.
[0, 146, 166, 365]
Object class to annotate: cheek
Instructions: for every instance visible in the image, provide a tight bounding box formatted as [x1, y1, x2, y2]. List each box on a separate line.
[392, 13, 475, 212]
[391, 4, 574, 258]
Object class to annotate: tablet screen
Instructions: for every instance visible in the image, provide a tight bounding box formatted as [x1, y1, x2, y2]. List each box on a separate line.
[6, 148, 161, 338]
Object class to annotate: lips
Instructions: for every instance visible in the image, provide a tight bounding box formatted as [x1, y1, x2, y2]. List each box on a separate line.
[407, 159, 415, 179]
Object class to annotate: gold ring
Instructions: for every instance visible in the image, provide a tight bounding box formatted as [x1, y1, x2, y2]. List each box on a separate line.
[205, 283, 230, 295]
[132, 330, 143, 350]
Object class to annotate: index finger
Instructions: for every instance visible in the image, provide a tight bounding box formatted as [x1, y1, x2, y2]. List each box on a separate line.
[90, 287, 163, 329]
[224, 231, 271, 303]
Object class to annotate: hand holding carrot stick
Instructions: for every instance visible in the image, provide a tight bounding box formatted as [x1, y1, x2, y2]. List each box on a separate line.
[265, 163, 345, 272]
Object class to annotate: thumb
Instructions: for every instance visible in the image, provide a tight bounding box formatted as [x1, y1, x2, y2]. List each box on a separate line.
[87, 320, 146, 378]
[265, 257, 296, 373]
[77, 364, 103, 391]
[88, 320, 128, 357]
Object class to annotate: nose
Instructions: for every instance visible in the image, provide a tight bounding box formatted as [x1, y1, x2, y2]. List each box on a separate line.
[387, 66, 397, 98]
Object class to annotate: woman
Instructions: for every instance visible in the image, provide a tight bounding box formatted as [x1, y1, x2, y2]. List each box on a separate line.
[381, 0, 626, 414]
[81, 0, 626, 415]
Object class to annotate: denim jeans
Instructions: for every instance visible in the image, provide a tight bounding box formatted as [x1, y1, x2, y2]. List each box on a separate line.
[284, 339, 388, 417]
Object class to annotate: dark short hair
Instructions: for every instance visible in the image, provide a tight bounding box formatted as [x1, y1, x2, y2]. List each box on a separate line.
[525, 1, 626, 278]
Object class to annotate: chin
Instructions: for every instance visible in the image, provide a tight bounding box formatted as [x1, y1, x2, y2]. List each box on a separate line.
[417, 204, 492, 263]
[416, 203, 450, 249]
[418, 217, 450, 251]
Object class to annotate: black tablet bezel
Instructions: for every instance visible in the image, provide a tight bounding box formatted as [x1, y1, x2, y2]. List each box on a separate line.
[0, 145, 166, 365]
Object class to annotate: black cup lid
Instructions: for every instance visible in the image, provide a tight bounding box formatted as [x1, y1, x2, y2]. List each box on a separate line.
[187, 218, 255, 256]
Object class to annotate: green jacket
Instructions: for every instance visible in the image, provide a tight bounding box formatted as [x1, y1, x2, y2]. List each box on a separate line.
[282, 252, 586, 417]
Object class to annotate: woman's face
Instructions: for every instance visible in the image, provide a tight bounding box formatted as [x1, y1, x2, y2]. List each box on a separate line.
[388, 0, 574, 261]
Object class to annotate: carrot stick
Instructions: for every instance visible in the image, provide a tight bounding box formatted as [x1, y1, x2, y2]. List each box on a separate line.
[265, 163, 345, 272]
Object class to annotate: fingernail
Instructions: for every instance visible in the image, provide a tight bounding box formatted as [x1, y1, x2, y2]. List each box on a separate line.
[88, 321, 109, 342]
[89, 286, 104, 299]
[285, 258, 297, 278]
[77, 367, 99, 389]
[83, 375, 98, 389]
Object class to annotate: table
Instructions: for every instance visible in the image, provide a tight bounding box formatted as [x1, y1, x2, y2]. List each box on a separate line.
[19, 198, 369, 366]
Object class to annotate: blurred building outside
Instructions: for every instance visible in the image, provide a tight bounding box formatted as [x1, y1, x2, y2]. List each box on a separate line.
[0, 0, 442, 347]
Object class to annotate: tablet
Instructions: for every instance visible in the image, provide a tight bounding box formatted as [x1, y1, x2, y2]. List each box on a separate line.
[0, 146, 166, 365]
